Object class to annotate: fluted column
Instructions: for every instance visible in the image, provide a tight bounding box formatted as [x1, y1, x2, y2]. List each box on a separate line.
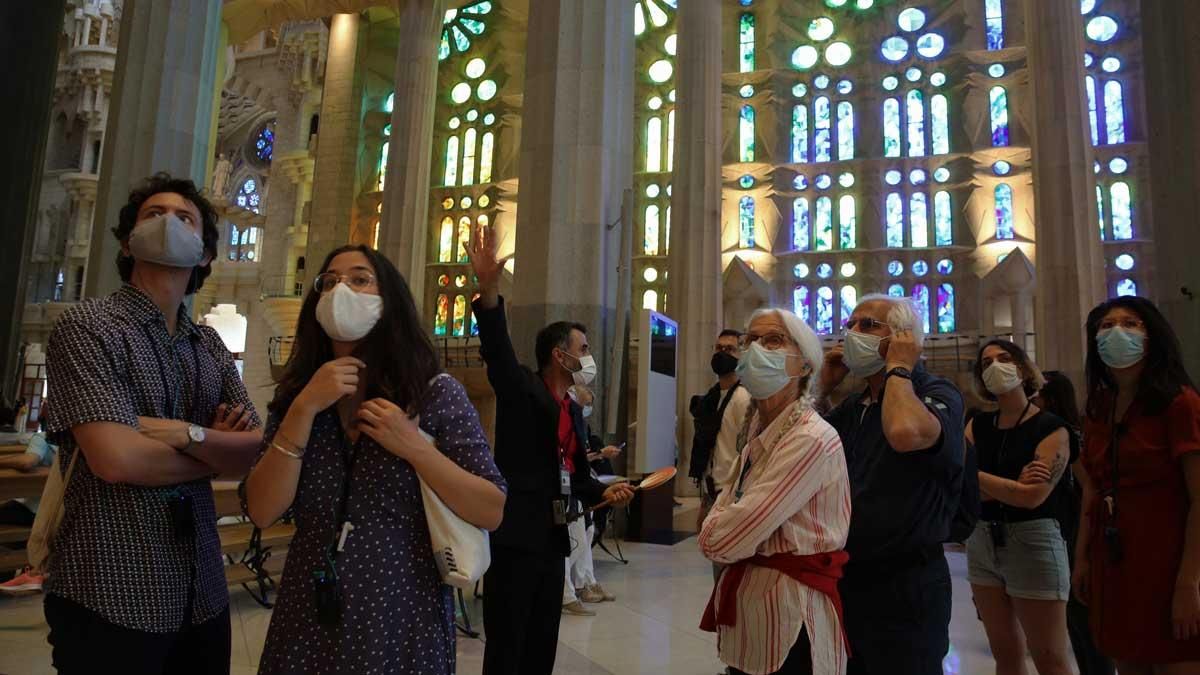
[304, 12, 364, 272]
[509, 0, 634, 402]
[667, 0, 723, 486]
[377, 0, 444, 313]
[84, 0, 224, 298]
[1026, 0, 1104, 385]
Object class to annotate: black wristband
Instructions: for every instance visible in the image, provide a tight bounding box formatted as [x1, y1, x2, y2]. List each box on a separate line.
[885, 366, 913, 381]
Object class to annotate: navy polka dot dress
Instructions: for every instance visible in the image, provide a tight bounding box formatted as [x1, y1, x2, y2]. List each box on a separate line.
[257, 374, 505, 675]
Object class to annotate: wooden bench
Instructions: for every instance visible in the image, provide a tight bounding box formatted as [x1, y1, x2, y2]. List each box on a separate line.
[218, 522, 295, 555]
[0, 468, 49, 501]
[0, 444, 27, 455]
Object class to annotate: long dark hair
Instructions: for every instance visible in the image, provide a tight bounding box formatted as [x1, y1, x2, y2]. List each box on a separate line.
[270, 244, 441, 414]
[972, 338, 1045, 401]
[1084, 295, 1195, 419]
[1038, 371, 1082, 430]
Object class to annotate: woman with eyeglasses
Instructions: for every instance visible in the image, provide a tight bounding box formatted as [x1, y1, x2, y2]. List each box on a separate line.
[964, 339, 1074, 675]
[1074, 296, 1200, 673]
[698, 308, 851, 675]
[244, 245, 506, 675]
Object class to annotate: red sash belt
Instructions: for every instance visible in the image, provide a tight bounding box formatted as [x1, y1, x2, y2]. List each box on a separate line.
[700, 550, 851, 655]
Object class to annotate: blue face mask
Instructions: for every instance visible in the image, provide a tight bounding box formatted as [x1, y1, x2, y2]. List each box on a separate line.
[1096, 326, 1145, 369]
[736, 342, 805, 400]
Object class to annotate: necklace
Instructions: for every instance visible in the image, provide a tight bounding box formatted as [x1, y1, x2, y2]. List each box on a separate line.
[733, 399, 809, 501]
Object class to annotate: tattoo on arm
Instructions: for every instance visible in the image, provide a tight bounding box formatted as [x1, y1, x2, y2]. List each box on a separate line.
[1049, 453, 1068, 483]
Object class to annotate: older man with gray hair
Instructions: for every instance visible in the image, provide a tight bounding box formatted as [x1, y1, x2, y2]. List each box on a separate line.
[815, 294, 965, 675]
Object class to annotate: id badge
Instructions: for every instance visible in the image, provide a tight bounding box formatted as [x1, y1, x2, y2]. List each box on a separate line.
[552, 499, 568, 525]
[559, 467, 572, 496]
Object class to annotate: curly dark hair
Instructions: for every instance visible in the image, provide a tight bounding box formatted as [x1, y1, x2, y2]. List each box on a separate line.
[111, 173, 220, 293]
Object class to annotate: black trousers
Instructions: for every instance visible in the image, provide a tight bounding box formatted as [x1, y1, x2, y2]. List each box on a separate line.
[44, 593, 231, 675]
[841, 553, 952, 675]
[729, 628, 813, 675]
[481, 546, 565, 675]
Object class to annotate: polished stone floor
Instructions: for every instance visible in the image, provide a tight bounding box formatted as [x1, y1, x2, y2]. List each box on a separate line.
[0, 535, 1023, 675]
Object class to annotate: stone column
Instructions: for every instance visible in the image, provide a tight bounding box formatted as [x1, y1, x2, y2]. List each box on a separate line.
[0, 0, 66, 400]
[304, 12, 364, 272]
[1141, 0, 1200, 378]
[377, 0, 444, 311]
[85, 0, 224, 298]
[1025, 0, 1104, 386]
[667, 0, 723, 485]
[509, 0, 634, 393]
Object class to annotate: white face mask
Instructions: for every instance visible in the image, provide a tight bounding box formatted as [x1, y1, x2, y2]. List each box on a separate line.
[735, 342, 805, 400]
[128, 213, 206, 268]
[315, 282, 383, 342]
[563, 352, 597, 386]
[982, 361, 1023, 396]
[843, 330, 887, 378]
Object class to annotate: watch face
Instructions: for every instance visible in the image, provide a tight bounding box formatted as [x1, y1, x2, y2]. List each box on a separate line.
[189, 425, 206, 443]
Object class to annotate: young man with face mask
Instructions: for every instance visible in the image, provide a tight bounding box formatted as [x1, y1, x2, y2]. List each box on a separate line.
[689, 331, 752, 537]
[468, 226, 635, 675]
[815, 294, 965, 675]
[41, 174, 263, 674]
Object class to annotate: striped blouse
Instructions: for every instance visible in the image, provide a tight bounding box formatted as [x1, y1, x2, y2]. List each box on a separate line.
[699, 402, 851, 675]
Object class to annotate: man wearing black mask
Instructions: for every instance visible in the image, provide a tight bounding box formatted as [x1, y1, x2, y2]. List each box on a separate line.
[689, 330, 751, 537]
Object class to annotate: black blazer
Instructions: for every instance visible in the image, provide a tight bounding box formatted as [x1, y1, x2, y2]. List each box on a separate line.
[473, 297, 606, 557]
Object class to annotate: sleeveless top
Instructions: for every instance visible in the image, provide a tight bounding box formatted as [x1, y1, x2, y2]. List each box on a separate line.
[975, 409, 1069, 522]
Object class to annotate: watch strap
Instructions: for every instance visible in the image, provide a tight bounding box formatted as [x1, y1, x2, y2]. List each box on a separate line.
[885, 366, 912, 381]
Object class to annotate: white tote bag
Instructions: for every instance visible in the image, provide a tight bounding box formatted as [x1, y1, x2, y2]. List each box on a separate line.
[418, 375, 491, 589]
[27, 447, 80, 571]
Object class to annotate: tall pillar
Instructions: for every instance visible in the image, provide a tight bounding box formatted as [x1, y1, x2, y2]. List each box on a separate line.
[84, 0, 223, 299]
[509, 0, 633, 391]
[1026, 0, 1104, 386]
[1141, 1, 1200, 378]
[667, 0, 723, 485]
[0, 0, 66, 400]
[304, 12, 364, 272]
[377, 0, 444, 311]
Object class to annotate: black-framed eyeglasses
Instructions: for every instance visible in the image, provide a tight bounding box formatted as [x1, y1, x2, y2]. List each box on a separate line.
[314, 271, 377, 294]
[739, 332, 793, 351]
[844, 317, 887, 333]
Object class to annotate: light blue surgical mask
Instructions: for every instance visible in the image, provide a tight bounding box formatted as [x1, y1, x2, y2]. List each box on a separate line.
[1096, 326, 1145, 369]
[843, 330, 887, 378]
[736, 342, 804, 400]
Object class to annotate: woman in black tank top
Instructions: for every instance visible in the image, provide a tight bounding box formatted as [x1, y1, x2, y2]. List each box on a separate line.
[965, 340, 1074, 675]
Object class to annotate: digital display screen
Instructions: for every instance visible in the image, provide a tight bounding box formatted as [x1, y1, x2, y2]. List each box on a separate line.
[649, 315, 677, 377]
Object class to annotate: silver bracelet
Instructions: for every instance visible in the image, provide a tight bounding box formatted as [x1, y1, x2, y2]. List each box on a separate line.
[270, 440, 305, 461]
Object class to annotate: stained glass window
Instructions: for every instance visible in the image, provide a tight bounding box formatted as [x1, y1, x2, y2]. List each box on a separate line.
[434, 294, 449, 335]
[739, 196, 755, 248]
[837, 101, 855, 160]
[643, 289, 658, 310]
[840, 286, 857, 327]
[1116, 278, 1136, 297]
[815, 196, 833, 251]
[647, 116, 662, 171]
[1096, 184, 1106, 240]
[739, 105, 755, 162]
[886, 192, 904, 247]
[457, 217, 471, 262]
[1085, 76, 1100, 145]
[444, 136, 459, 186]
[888, 283, 905, 297]
[995, 183, 1015, 239]
[911, 284, 931, 334]
[452, 296, 467, 336]
[985, 0, 1004, 50]
[461, 128, 477, 185]
[377, 140, 390, 191]
[1103, 80, 1125, 144]
[937, 283, 955, 333]
[667, 109, 676, 171]
[1111, 181, 1132, 239]
[839, 194, 856, 249]
[794, 286, 811, 322]
[931, 94, 949, 155]
[989, 86, 1010, 146]
[479, 132, 495, 183]
[439, 217, 454, 262]
[793, 197, 810, 250]
[814, 97, 831, 163]
[816, 286, 834, 335]
[910, 192, 929, 248]
[792, 105, 809, 163]
[883, 97, 901, 158]
[645, 205, 660, 255]
[906, 90, 925, 157]
[440, 1, 493, 61]
[254, 123, 274, 163]
[235, 177, 262, 214]
[739, 13, 755, 72]
[934, 191, 953, 246]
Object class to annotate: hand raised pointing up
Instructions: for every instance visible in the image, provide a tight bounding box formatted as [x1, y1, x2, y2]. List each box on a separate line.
[466, 224, 509, 309]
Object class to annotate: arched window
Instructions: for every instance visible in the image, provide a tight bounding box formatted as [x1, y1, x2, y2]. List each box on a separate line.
[837, 101, 855, 160]
[457, 216, 472, 262]
[1110, 181, 1132, 240]
[452, 296, 467, 336]
[645, 205, 661, 255]
[910, 192, 929, 247]
[794, 286, 810, 322]
[815, 196, 833, 251]
[253, 122, 275, 163]
[840, 286, 858, 328]
[434, 294, 450, 336]
[438, 217, 454, 262]
[235, 177, 263, 214]
[989, 86, 1010, 147]
[888, 283, 905, 297]
[738, 196, 755, 248]
[646, 116, 662, 171]
[937, 283, 955, 333]
[444, 136, 459, 186]
[883, 97, 901, 158]
[1096, 184, 1106, 240]
[906, 90, 925, 157]
[934, 191, 953, 246]
[792, 105, 809, 163]
[839, 194, 856, 249]
[814, 97, 831, 162]
[911, 284, 931, 334]
[994, 183, 1015, 239]
[642, 289, 658, 311]
[739, 13, 755, 73]
[816, 286, 834, 335]
[930, 94, 949, 155]
[461, 128, 477, 185]
[739, 105, 755, 162]
[479, 132, 495, 183]
[1103, 80, 1125, 144]
[793, 197, 810, 251]
[1085, 75, 1100, 145]
[886, 192, 904, 247]
[1116, 278, 1137, 297]
[984, 0, 1004, 50]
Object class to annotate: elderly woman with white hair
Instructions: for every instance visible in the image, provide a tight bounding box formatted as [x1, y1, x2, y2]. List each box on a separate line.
[698, 307, 852, 675]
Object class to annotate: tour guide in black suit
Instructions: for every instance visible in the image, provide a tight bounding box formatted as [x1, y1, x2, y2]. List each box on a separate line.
[468, 225, 636, 675]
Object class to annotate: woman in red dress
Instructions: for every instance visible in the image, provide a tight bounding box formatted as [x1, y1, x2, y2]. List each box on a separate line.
[1075, 296, 1200, 674]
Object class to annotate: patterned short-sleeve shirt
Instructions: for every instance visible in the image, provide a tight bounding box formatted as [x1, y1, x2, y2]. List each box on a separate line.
[44, 284, 261, 632]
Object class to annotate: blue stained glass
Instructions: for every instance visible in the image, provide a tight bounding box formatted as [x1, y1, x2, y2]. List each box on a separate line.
[794, 174, 809, 190]
[1115, 253, 1134, 270]
[463, 1, 492, 14]
[886, 193, 904, 247]
[815, 97, 832, 163]
[1086, 76, 1100, 145]
[254, 124, 274, 162]
[795, 263, 810, 278]
[995, 183, 1015, 239]
[885, 170, 902, 185]
[841, 286, 858, 327]
[883, 76, 899, 91]
[837, 80, 853, 94]
[934, 167, 950, 182]
[888, 260, 904, 277]
[934, 191, 953, 246]
[794, 287, 811, 322]
[931, 94, 949, 155]
[993, 160, 1012, 175]
[1111, 181, 1132, 239]
[1116, 278, 1137, 297]
[837, 101, 855, 160]
[793, 197, 811, 250]
[839, 195, 856, 249]
[910, 169, 927, 185]
[907, 90, 926, 157]
[881, 37, 909, 62]
[739, 105, 755, 162]
[1104, 80, 1126, 144]
[461, 18, 485, 35]
[985, 0, 1004, 50]
[1096, 184, 1106, 240]
[1080, 0, 1096, 14]
[452, 25, 471, 51]
[816, 174, 832, 189]
[817, 263, 833, 278]
[884, 98, 901, 158]
[816, 287, 834, 335]
[913, 260, 929, 276]
[792, 105, 809, 163]
[815, 75, 831, 89]
[1087, 16, 1119, 42]
[739, 196, 755, 248]
[937, 258, 954, 274]
[989, 86, 1010, 146]
[888, 283, 905, 297]
[911, 284, 931, 334]
[937, 283, 955, 333]
[739, 175, 754, 188]
[989, 63, 1006, 78]
[916, 33, 945, 58]
[739, 13, 756, 72]
[815, 196, 833, 251]
[911, 192, 929, 247]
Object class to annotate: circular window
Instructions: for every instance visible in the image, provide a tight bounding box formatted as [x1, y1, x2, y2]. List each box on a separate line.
[792, 83, 809, 98]
[478, 194, 491, 208]
[992, 160, 1012, 176]
[739, 84, 755, 98]
[643, 267, 659, 282]
[880, 36, 909, 62]
[451, 82, 472, 104]
[825, 42, 853, 67]
[909, 169, 927, 185]
[839, 172, 855, 187]
[460, 196, 473, 209]
[476, 80, 498, 101]
[664, 34, 677, 56]
[449, 117, 461, 129]
[442, 197, 454, 210]
[814, 75, 831, 89]
[906, 67, 923, 82]
[739, 175, 755, 189]
[1080, 0, 1097, 14]
[1109, 157, 1128, 174]
[648, 96, 663, 110]
[930, 71, 947, 86]
[465, 58, 486, 79]
[913, 260, 929, 276]
[792, 45, 819, 70]
[988, 63, 1006, 78]
[916, 33, 945, 58]
[815, 174, 832, 189]
[1101, 57, 1121, 73]
[840, 262, 857, 277]
[808, 17, 836, 41]
[936, 259, 954, 275]
[1114, 253, 1134, 270]
[646, 184, 661, 198]
[1086, 16, 1119, 42]
[817, 263, 833, 279]
[934, 167, 951, 183]
[648, 60, 674, 83]
[793, 174, 809, 190]
[882, 75, 900, 91]
[898, 8, 926, 32]
[888, 260, 904, 276]
[885, 170, 902, 185]
[837, 79, 853, 94]
[466, 109, 479, 122]
[795, 263, 810, 278]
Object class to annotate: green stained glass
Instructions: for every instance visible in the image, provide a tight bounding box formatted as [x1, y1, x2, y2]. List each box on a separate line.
[793, 197, 810, 250]
[647, 0, 669, 27]
[792, 46, 819, 70]
[814, 97, 831, 163]
[815, 196, 833, 251]
[634, 3, 646, 35]
[739, 105, 755, 162]
[792, 105, 809, 163]
[434, 295, 449, 335]
[837, 101, 854, 160]
[931, 94, 949, 155]
[839, 194, 856, 249]
[934, 191, 952, 246]
[910, 192, 929, 247]
[990, 86, 1010, 146]
[739, 13, 756, 72]
[444, 136, 459, 186]
[438, 33, 451, 60]
[460, 18, 485, 35]
[463, 1, 492, 14]
[461, 128, 477, 185]
[883, 97, 901, 158]
[886, 192, 904, 247]
[907, 90, 925, 157]
[451, 25, 471, 52]
[646, 116, 662, 171]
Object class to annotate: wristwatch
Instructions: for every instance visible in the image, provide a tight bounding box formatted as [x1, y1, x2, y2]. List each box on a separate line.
[183, 424, 206, 455]
[885, 366, 913, 382]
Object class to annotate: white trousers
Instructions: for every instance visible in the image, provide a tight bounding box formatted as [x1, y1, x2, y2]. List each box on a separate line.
[562, 516, 596, 604]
